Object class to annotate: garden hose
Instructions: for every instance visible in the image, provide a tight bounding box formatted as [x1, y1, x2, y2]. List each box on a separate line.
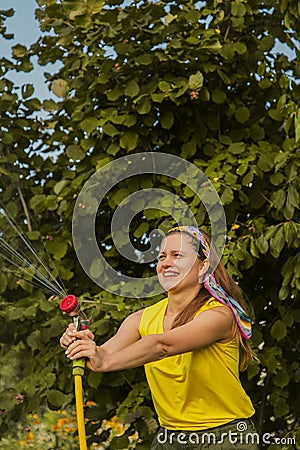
[60, 295, 90, 450]
[74, 373, 87, 450]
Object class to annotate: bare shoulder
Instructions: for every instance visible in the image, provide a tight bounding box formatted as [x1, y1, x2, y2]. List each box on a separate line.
[209, 305, 234, 319]
[128, 309, 144, 320]
[121, 309, 144, 327]
[195, 306, 236, 342]
[195, 305, 235, 327]
[203, 302, 233, 316]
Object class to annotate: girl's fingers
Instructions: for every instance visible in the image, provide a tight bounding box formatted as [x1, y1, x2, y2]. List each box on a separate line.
[65, 340, 96, 359]
[60, 324, 77, 348]
[68, 329, 94, 341]
[67, 323, 76, 333]
[60, 333, 74, 348]
[64, 341, 104, 372]
[60, 326, 94, 349]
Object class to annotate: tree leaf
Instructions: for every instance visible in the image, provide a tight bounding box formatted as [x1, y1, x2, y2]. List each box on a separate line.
[22, 84, 34, 99]
[135, 54, 153, 65]
[50, 79, 68, 97]
[12, 44, 28, 58]
[236, 162, 248, 176]
[231, 2, 247, 17]
[47, 390, 67, 409]
[271, 320, 287, 340]
[287, 184, 299, 208]
[103, 123, 119, 137]
[54, 179, 70, 195]
[124, 80, 140, 97]
[137, 97, 151, 115]
[88, 0, 105, 15]
[257, 153, 274, 172]
[0, 273, 7, 294]
[80, 117, 99, 134]
[134, 222, 149, 238]
[212, 89, 227, 104]
[27, 330, 41, 351]
[160, 110, 174, 129]
[256, 235, 269, 254]
[234, 42, 247, 54]
[66, 144, 86, 160]
[220, 44, 234, 59]
[228, 142, 245, 154]
[235, 106, 250, 123]
[119, 131, 138, 150]
[158, 81, 170, 92]
[107, 142, 120, 155]
[273, 369, 290, 388]
[188, 71, 204, 90]
[220, 186, 234, 204]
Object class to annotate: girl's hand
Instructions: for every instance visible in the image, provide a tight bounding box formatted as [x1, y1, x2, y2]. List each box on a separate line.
[59, 324, 94, 349]
[64, 330, 105, 372]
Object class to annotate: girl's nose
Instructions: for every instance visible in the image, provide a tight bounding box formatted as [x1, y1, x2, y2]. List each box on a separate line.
[161, 256, 174, 267]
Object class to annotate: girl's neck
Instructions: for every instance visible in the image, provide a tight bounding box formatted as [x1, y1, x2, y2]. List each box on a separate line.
[166, 286, 201, 315]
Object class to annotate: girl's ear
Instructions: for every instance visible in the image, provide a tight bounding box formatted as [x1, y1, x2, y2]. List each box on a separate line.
[198, 259, 209, 281]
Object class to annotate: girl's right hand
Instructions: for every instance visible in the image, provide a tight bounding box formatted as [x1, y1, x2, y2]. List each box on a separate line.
[59, 323, 95, 349]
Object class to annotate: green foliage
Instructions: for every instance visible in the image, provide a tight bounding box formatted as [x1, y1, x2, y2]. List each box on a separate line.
[0, 0, 299, 448]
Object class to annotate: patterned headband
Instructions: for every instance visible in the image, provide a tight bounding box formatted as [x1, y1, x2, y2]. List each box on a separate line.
[166, 226, 252, 339]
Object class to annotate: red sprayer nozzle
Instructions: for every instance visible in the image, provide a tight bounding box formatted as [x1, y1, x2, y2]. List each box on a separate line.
[60, 294, 79, 314]
[60, 295, 90, 331]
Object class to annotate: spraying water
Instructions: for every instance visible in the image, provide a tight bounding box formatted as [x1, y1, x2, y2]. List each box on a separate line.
[0, 200, 67, 298]
[0, 198, 92, 450]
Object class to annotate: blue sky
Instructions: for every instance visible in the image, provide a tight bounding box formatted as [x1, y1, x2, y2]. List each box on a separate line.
[0, 0, 59, 99]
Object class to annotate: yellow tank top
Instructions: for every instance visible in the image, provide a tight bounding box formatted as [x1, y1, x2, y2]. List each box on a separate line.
[139, 297, 255, 430]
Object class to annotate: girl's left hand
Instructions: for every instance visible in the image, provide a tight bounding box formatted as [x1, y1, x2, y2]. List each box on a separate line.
[65, 330, 105, 372]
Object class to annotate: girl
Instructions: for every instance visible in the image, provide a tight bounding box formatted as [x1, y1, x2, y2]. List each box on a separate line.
[60, 226, 258, 449]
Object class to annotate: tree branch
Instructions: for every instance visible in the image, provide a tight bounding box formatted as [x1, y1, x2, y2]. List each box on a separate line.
[16, 183, 32, 232]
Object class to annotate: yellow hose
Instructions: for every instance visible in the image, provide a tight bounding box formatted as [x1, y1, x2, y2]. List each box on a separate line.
[74, 373, 87, 450]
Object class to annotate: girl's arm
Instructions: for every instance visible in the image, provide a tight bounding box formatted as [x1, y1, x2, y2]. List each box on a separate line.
[66, 306, 234, 372]
[101, 310, 143, 352]
[60, 310, 143, 353]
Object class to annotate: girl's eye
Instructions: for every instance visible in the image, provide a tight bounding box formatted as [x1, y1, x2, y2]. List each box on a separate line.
[157, 253, 183, 261]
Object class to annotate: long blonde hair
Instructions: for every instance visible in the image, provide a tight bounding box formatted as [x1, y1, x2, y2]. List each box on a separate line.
[167, 229, 256, 371]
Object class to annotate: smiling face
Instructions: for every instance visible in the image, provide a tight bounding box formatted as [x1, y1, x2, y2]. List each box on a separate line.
[156, 232, 205, 293]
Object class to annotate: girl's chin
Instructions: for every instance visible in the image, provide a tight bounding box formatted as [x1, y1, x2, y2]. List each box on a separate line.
[158, 277, 183, 291]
